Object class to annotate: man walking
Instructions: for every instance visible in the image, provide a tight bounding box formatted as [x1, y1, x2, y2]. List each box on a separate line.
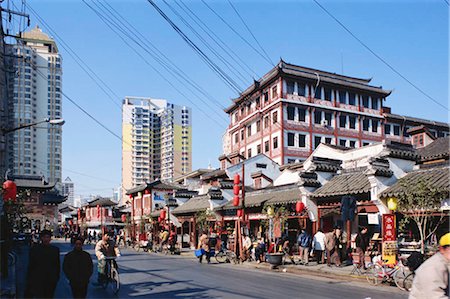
[324, 226, 341, 267]
[355, 226, 369, 269]
[313, 229, 325, 264]
[297, 228, 312, 265]
[63, 237, 93, 298]
[25, 230, 60, 298]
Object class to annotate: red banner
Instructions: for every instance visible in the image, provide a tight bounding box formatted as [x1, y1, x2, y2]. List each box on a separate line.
[382, 214, 396, 241]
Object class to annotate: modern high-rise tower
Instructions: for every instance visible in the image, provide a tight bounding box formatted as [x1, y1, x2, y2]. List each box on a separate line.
[5, 26, 62, 183]
[122, 97, 192, 202]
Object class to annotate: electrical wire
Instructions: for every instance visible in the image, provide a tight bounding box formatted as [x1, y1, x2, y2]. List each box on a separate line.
[313, 0, 449, 111]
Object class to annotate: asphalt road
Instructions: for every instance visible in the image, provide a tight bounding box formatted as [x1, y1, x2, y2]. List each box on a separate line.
[50, 240, 407, 299]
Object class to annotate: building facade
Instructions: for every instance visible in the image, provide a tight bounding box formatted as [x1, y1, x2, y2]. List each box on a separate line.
[122, 97, 191, 204]
[222, 60, 449, 167]
[61, 176, 74, 205]
[5, 26, 62, 183]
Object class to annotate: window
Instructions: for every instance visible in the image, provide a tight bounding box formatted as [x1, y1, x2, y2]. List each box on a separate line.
[299, 134, 306, 147]
[315, 86, 322, 99]
[264, 115, 270, 128]
[349, 140, 356, 148]
[314, 111, 322, 124]
[339, 91, 347, 104]
[256, 120, 261, 132]
[234, 113, 238, 123]
[339, 139, 346, 147]
[384, 124, 391, 135]
[363, 142, 370, 146]
[325, 137, 332, 144]
[287, 106, 295, 120]
[362, 95, 369, 108]
[272, 86, 278, 99]
[363, 119, 370, 131]
[371, 98, 379, 110]
[314, 136, 322, 149]
[324, 88, 332, 101]
[403, 127, 410, 137]
[265, 140, 269, 152]
[273, 137, 278, 149]
[234, 133, 239, 143]
[264, 92, 269, 103]
[286, 81, 295, 94]
[240, 129, 244, 140]
[273, 111, 278, 124]
[298, 83, 305, 96]
[247, 148, 252, 158]
[247, 126, 251, 137]
[348, 92, 356, 105]
[339, 115, 346, 128]
[372, 120, 378, 133]
[298, 108, 306, 122]
[288, 133, 295, 146]
[325, 112, 332, 126]
[349, 116, 356, 129]
[257, 144, 262, 154]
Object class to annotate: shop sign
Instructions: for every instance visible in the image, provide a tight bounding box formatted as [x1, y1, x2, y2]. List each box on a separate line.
[382, 214, 396, 265]
[248, 213, 268, 220]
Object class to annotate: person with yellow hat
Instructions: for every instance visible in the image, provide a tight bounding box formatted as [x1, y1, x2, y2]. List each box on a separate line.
[409, 232, 450, 299]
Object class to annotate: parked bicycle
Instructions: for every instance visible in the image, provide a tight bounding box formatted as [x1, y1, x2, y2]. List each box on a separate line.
[101, 257, 120, 294]
[214, 248, 239, 264]
[365, 258, 410, 290]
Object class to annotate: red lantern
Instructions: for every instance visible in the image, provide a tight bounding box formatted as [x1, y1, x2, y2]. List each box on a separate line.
[233, 185, 240, 195]
[129, 194, 133, 199]
[77, 208, 81, 219]
[160, 210, 166, 219]
[144, 189, 150, 195]
[296, 201, 305, 213]
[68, 219, 73, 226]
[233, 195, 240, 207]
[237, 209, 243, 217]
[158, 216, 162, 222]
[121, 214, 127, 222]
[3, 180, 17, 201]
[233, 174, 240, 184]
[97, 205, 100, 218]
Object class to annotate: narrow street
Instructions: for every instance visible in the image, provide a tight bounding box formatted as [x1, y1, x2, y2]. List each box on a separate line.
[50, 241, 407, 299]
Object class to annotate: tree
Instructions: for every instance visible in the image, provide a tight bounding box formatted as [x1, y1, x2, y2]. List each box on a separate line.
[195, 210, 212, 232]
[396, 179, 449, 253]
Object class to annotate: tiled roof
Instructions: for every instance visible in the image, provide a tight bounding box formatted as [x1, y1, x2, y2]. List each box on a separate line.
[42, 192, 67, 205]
[279, 161, 304, 171]
[126, 180, 180, 195]
[384, 141, 417, 161]
[380, 166, 450, 198]
[310, 157, 342, 173]
[175, 189, 198, 198]
[312, 172, 370, 198]
[417, 137, 450, 163]
[11, 175, 55, 189]
[172, 195, 210, 215]
[87, 197, 117, 207]
[201, 169, 228, 181]
[299, 172, 322, 187]
[385, 113, 450, 128]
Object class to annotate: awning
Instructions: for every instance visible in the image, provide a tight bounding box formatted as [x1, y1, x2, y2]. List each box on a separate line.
[312, 172, 370, 198]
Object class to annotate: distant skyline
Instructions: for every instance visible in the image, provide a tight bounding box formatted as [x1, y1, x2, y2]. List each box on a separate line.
[12, 0, 447, 197]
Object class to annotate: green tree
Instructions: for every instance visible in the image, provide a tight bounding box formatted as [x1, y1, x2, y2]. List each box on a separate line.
[396, 179, 449, 253]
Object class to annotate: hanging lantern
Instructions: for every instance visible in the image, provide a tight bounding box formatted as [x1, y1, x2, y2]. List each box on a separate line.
[296, 201, 305, 213]
[160, 209, 166, 219]
[233, 174, 240, 184]
[121, 214, 127, 222]
[68, 219, 73, 226]
[144, 189, 150, 195]
[237, 209, 243, 217]
[77, 208, 81, 219]
[233, 195, 240, 207]
[158, 216, 162, 222]
[267, 206, 274, 218]
[387, 197, 398, 211]
[233, 185, 240, 195]
[129, 194, 133, 199]
[3, 180, 17, 201]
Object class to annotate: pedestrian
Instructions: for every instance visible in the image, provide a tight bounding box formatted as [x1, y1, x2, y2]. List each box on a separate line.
[409, 232, 450, 298]
[198, 231, 209, 263]
[355, 226, 369, 269]
[93, 231, 97, 242]
[220, 227, 228, 251]
[324, 226, 341, 267]
[242, 233, 252, 261]
[24, 229, 60, 298]
[313, 229, 325, 264]
[255, 238, 266, 263]
[63, 237, 93, 298]
[94, 231, 120, 284]
[297, 228, 312, 265]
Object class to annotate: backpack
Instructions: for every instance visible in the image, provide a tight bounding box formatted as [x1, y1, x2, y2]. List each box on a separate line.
[406, 252, 424, 272]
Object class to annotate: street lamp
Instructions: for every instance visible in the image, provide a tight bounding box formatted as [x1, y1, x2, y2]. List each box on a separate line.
[1, 118, 65, 134]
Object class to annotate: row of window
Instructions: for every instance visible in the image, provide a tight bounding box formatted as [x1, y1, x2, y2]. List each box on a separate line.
[244, 137, 279, 158]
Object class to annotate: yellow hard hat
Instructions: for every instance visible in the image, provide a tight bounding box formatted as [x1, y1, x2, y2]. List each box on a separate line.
[439, 233, 450, 246]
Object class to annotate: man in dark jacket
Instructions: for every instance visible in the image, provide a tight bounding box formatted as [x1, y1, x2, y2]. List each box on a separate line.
[297, 229, 312, 265]
[25, 229, 60, 298]
[63, 237, 93, 298]
[355, 226, 369, 269]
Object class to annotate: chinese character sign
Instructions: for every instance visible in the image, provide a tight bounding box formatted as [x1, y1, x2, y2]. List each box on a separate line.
[382, 214, 397, 265]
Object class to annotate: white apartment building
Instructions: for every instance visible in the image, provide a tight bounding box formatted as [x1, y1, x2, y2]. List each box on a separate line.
[61, 176, 74, 205]
[122, 97, 192, 203]
[5, 26, 62, 183]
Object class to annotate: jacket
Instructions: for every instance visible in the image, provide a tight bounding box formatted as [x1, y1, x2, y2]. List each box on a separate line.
[25, 244, 60, 294]
[313, 231, 325, 251]
[324, 232, 337, 251]
[63, 249, 93, 285]
[297, 232, 312, 248]
[95, 239, 120, 260]
[199, 234, 209, 251]
[409, 252, 449, 299]
[355, 232, 370, 251]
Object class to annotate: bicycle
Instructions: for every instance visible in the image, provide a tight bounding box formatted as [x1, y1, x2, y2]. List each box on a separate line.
[403, 271, 415, 291]
[365, 258, 410, 290]
[101, 257, 120, 294]
[214, 249, 239, 264]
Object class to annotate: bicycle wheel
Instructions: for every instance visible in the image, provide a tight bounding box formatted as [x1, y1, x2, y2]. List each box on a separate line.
[393, 267, 409, 291]
[134, 244, 140, 252]
[366, 264, 381, 285]
[110, 267, 120, 294]
[403, 272, 414, 292]
[228, 252, 239, 264]
[215, 252, 227, 263]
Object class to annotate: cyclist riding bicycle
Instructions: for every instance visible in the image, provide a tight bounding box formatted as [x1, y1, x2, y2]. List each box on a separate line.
[94, 231, 120, 284]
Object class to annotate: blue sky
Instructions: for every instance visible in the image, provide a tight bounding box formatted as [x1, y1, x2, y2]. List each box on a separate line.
[20, 0, 448, 197]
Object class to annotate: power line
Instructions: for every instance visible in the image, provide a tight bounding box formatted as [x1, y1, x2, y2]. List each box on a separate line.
[313, 0, 449, 112]
[201, 0, 274, 67]
[146, 0, 243, 95]
[227, 0, 274, 66]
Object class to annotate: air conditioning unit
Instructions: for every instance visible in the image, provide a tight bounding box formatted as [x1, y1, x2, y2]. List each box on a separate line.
[320, 119, 328, 127]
